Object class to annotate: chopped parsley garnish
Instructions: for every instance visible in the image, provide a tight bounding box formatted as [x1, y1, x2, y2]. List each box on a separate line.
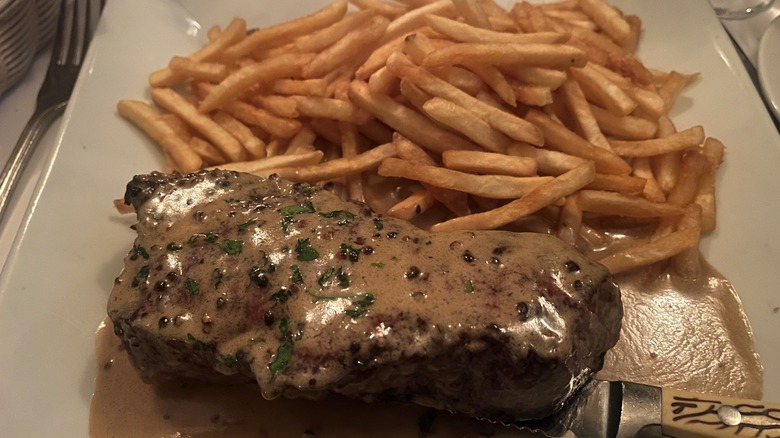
[340, 243, 361, 263]
[336, 268, 350, 288]
[373, 217, 384, 230]
[280, 215, 297, 234]
[317, 267, 350, 289]
[371, 262, 385, 269]
[319, 209, 356, 225]
[278, 200, 315, 216]
[305, 289, 340, 302]
[237, 218, 258, 231]
[187, 333, 207, 350]
[132, 265, 151, 287]
[188, 232, 219, 245]
[317, 268, 335, 288]
[185, 278, 200, 296]
[295, 238, 319, 261]
[268, 317, 294, 375]
[220, 239, 243, 255]
[465, 279, 474, 293]
[130, 245, 149, 260]
[218, 353, 238, 368]
[345, 293, 375, 318]
[270, 287, 293, 304]
[291, 265, 304, 285]
[292, 183, 316, 197]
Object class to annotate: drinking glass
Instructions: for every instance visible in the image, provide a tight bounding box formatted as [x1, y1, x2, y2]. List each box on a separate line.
[709, 0, 776, 19]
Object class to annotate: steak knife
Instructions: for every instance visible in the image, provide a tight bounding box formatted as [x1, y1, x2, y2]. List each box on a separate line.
[514, 379, 780, 437]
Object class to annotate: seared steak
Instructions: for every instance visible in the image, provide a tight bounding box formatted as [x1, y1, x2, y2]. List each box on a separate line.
[108, 170, 622, 422]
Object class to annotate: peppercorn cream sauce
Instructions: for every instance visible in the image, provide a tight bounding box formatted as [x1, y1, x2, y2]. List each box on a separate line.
[91, 172, 762, 437]
[89, 264, 763, 437]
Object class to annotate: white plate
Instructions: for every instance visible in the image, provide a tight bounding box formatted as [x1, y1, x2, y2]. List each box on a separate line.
[759, 14, 780, 121]
[1, 0, 780, 435]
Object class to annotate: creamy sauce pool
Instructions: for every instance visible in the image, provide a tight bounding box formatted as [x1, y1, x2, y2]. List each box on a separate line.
[90, 178, 763, 437]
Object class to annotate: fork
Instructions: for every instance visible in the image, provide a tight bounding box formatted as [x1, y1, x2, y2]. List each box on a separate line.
[0, 0, 102, 228]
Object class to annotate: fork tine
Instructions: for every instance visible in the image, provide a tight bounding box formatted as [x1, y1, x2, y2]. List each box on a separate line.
[54, 0, 74, 66]
[72, 0, 87, 64]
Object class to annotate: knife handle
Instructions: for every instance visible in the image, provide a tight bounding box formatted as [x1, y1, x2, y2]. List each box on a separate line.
[661, 388, 780, 437]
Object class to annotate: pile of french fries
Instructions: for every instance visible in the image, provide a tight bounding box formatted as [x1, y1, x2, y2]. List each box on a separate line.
[117, 0, 724, 278]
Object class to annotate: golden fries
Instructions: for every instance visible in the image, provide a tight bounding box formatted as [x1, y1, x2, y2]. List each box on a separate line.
[117, 0, 725, 277]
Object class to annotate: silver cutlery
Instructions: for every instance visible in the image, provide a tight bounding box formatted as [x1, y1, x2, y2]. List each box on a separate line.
[0, 0, 102, 229]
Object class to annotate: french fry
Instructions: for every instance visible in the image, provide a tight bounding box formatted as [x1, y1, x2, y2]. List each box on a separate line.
[388, 52, 544, 145]
[351, 0, 408, 19]
[219, 99, 300, 139]
[368, 66, 400, 95]
[577, 190, 684, 217]
[290, 95, 369, 123]
[598, 205, 701, 274]
[651, 114, 681, 193]
[695, 137, 724, 234]
[525, 109, 631, 174]
[559, 78, 611, 150]
[588, 103, 657, 140]
[382, 0, 457, 44]
[568, 64, 636, 116]
[423, 42, 588, 69]
[378, 157, 553, 199]
[557, 192, 583, 246]
[477, 0, 518, 31]
[338, 121, 366, 202]
[286, 125, 318, 155]
[659, 71, 699, 111]
[168, 57, 229, 83]
[349, 80, 481, 153]
[199, 53, 312, 113]
[223, 1, 349, 61]
[189, 137, 227, 165]
[578, 0, 630, 44]
[149, 18, 247, 87]
[442, 150, 536, 176]
[425, 15, 567, 44]
[451, 0, 493, 29]
[150, 88, 246, 162]
[159, 113, 193, 141]
[271, 79, 329, 97]
[631, 157, 666, 202]
[610, 125, 705, 157]
[421, 97, 511, 152]
[208, 150, 325, 173]
[302, 15, 390, 79]
[430, 162, 595, 231]
[387, 188, 437, 220]
[464, 62, 517, 107]
[254, 95, 300, 119]
[117, 100, 203, 173]
[584, 174, 646, 195]
[295, 9, 375, 53]
[213, 111, 267, 159]
[507, 142, 590, 176]
[504, 66, 567, 89]
[278, 142, 397, 182]
[393, 133, 472, 216]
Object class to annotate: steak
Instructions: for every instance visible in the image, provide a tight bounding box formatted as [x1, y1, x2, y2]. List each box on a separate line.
[108, 170, 622, 422]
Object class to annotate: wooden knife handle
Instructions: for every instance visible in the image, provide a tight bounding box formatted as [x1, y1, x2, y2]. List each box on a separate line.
[662, 388, 780, 437]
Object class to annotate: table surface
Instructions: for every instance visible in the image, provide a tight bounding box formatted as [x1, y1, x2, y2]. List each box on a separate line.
[0, 4, 778, 272]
